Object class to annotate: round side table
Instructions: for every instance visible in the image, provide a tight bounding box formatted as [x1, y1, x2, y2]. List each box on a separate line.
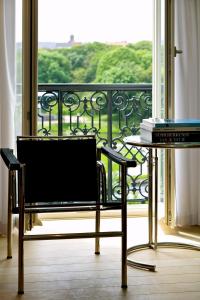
[124, 135, 200, 271]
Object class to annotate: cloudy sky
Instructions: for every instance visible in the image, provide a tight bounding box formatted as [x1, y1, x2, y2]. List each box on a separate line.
[16, 0, 153, 43]
[39, 0, 153, 42]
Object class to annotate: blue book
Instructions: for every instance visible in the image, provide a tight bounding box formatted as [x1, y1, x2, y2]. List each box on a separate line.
[142, 118, 200, 128]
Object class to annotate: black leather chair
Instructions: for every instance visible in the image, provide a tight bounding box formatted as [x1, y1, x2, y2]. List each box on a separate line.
[1, 135, 136, 294]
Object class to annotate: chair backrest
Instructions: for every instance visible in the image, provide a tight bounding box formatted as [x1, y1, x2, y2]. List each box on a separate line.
[17, 136, 98, 205]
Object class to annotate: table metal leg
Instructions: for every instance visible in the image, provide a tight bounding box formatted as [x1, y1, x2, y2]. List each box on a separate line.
[154, 148, 158, 249]
[127, 148, 156, 271]
[148, 148, 153, 246]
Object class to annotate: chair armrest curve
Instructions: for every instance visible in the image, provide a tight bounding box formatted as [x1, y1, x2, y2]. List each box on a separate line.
[101, 146, 137, 167]
[0, 148, 21, 170]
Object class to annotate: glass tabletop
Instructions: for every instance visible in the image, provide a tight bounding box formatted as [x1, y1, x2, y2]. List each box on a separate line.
[124, 135, 200, 149]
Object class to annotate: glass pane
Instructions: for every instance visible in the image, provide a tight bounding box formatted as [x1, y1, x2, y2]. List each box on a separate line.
[37, 0, 153, 206]
[38, 0, 153, 84]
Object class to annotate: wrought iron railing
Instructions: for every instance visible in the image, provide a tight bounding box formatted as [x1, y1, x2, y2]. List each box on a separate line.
[38, 83, 152, 203]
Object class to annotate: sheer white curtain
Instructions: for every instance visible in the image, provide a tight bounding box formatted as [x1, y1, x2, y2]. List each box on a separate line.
[0, 0, 16, 234]
[175, 0, 200, 226]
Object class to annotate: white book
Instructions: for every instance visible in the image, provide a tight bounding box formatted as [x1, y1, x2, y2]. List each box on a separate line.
[142, 118, 200, 128]
[140, 123, 200, 132]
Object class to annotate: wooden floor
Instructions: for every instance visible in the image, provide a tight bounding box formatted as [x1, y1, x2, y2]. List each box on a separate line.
[1, 217, 200, 300]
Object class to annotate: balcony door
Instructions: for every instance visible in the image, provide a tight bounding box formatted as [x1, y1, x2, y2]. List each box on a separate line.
[23, 0, 154, 207]
[22, 0, 176, 220]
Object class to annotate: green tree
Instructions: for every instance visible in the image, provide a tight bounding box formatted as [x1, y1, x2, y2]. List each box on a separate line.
[128, 40, 152, 51]
[61, 42, 111, 83]
[38, 41, 152, 84]
[97, 62, 146, 83]
[38, 49, 72, 83]
[128, 41, 152, 83]
[96, 47, 142, 83]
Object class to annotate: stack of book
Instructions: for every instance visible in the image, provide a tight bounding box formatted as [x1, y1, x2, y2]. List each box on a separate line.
[140, 118, 200, 143]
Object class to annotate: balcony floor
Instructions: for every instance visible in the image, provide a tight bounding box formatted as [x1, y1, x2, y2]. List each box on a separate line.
[0, 217, 200, 300]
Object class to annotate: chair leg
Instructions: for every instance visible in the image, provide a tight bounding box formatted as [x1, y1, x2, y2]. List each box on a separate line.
[121, 214, 127, 288]
[7, 206, 12, 259]
[7, 171, 13, 259]
[121, 165, 127, 289]
[18, 208, 24, 294]
[95, 209, 100, 254]
[18, 168, 24, 294]
[18, 228, 24, 294]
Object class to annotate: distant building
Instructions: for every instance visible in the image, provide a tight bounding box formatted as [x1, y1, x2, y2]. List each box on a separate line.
[38, 35, 81, 49]
[17, 36, 128, 50]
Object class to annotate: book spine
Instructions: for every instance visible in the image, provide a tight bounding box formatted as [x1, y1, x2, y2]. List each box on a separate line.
[141, 129, 200, 143]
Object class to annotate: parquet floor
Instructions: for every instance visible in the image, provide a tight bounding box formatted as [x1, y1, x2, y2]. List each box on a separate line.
[1, 217, 200, 300]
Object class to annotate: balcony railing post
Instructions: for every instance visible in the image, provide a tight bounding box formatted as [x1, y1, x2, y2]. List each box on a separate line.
[107, 90, 113, 202]
[58, 90, 63, 136]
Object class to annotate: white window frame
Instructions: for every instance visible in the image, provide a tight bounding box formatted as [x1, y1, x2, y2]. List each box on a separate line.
[153, 0, 176, 225]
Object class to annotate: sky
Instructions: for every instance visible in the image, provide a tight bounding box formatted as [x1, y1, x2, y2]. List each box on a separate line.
[38, 0, 153, 43]
[16, 0, 153, 43]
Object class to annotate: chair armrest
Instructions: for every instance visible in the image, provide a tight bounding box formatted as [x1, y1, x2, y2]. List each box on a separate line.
[0, 148, 21, 170]
[101, 146, 137, 167]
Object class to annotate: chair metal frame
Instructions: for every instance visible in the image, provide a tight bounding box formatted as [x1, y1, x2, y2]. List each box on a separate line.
[1, 135, 136, 294]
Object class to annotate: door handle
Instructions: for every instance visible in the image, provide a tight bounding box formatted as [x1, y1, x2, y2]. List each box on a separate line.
[174, 46, 183, 57]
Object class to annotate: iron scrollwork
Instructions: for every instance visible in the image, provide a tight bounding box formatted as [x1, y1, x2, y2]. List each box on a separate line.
[38, 84, 152, 203]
